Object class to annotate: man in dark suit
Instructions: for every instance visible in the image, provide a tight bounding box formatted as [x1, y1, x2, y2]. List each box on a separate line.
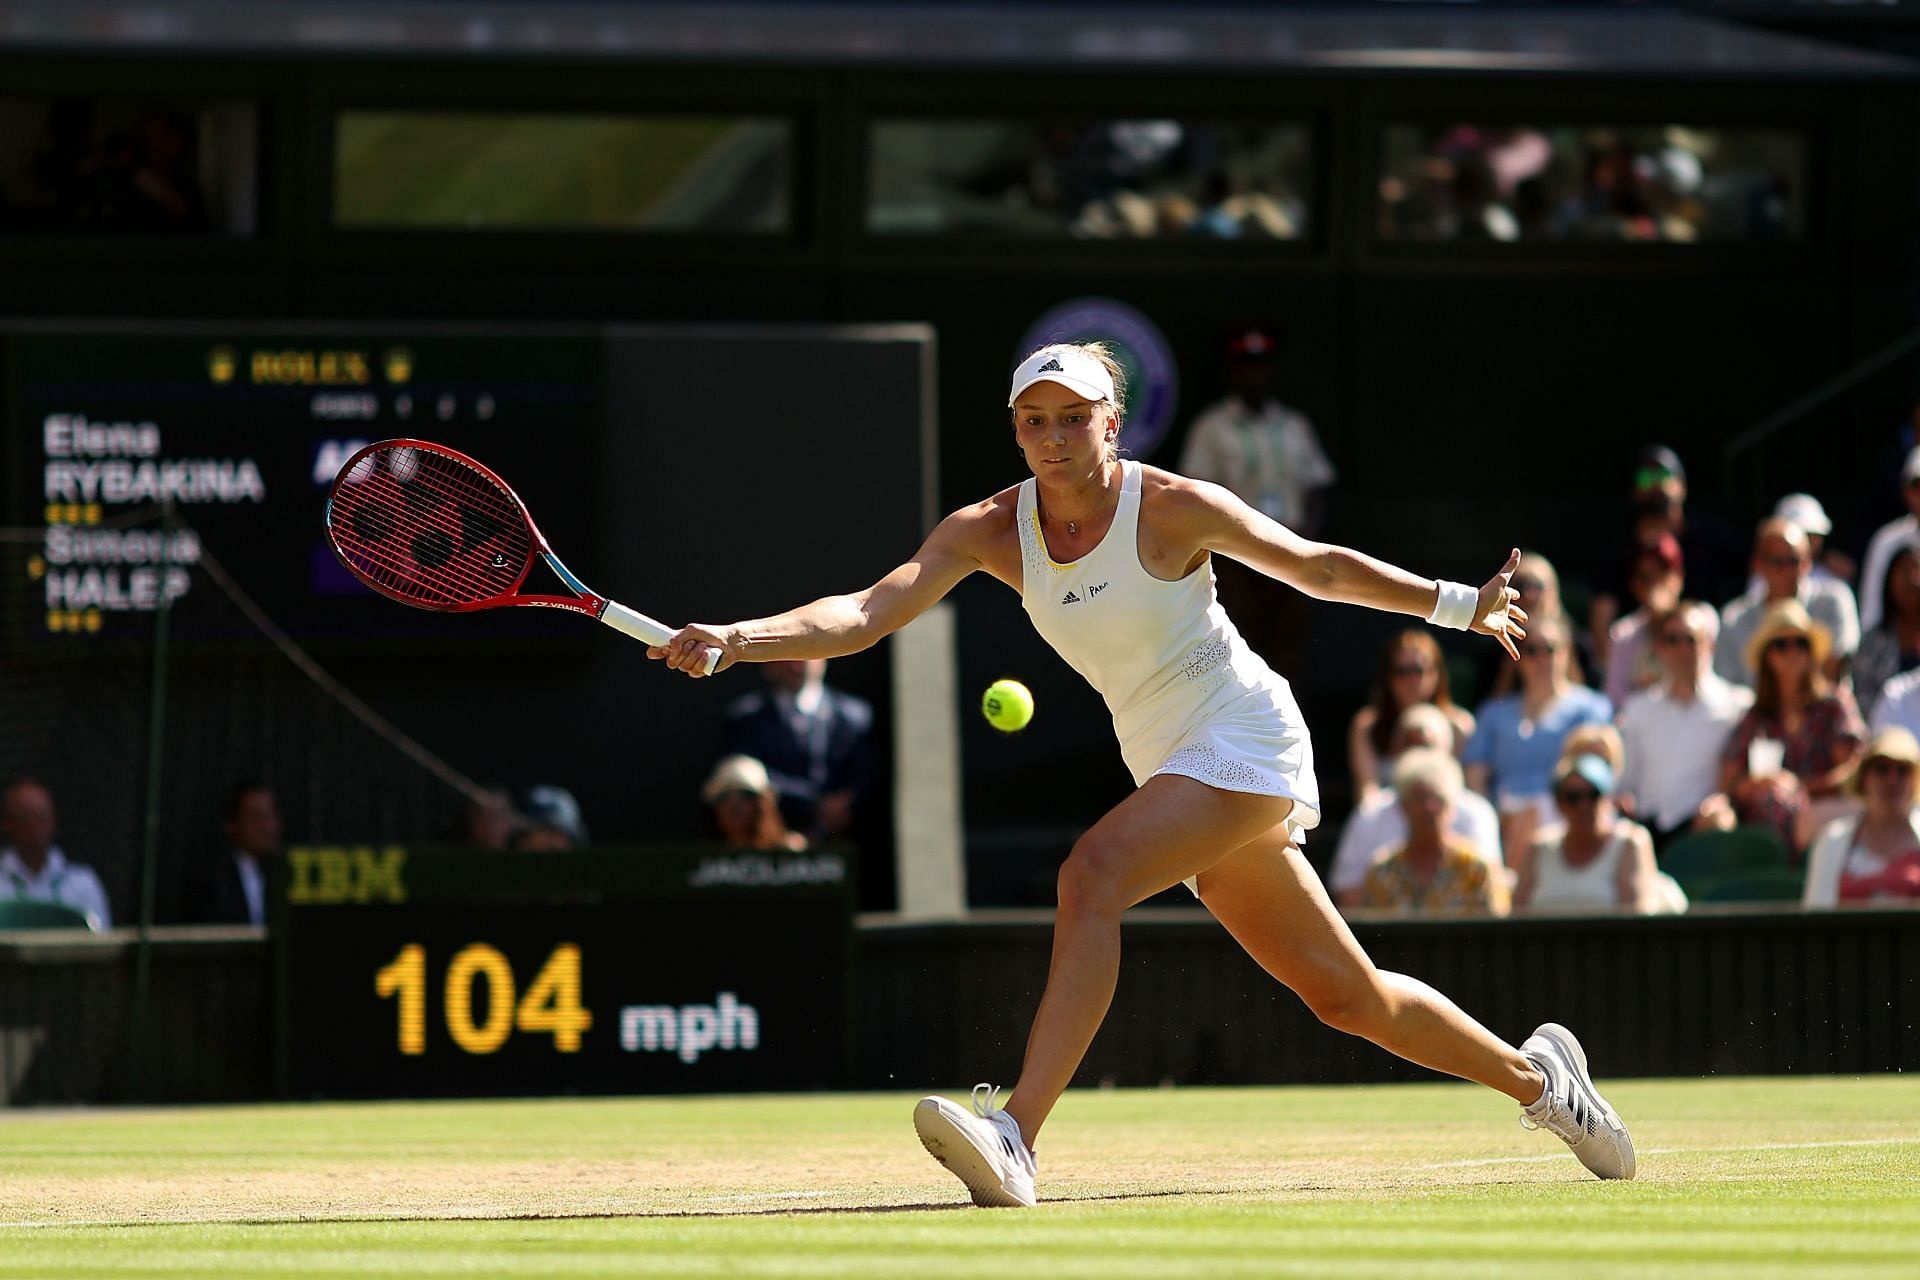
[183, 782, 282, 926]
[722, 659, 872, 840]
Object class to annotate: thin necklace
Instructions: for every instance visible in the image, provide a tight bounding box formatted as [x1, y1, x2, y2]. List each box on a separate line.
[1041, 449, 1114, 536]
[1038, 492, 1077, 535]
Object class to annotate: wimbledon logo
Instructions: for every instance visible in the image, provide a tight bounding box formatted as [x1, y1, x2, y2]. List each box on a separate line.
[1016, 298, 1179, 460]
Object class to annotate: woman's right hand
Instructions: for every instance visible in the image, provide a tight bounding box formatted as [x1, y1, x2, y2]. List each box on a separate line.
[648, 623, 738, 677]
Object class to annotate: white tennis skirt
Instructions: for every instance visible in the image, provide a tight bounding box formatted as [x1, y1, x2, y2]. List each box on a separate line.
[1128, 693, 1321, 898]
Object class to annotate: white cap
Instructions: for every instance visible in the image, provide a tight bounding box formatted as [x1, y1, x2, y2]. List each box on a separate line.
[1008, 346, 1115, 408]
[702, 754, 774, 804]
[1772, 492, 1831, 536]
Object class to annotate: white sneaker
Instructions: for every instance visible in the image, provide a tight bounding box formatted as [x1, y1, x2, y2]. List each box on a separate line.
[914, 1084, 1037, 1208]
[1520, 1022, 1637, 1180]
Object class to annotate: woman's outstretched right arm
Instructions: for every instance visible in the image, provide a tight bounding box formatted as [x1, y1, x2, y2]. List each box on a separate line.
[651, 507, 988, 676]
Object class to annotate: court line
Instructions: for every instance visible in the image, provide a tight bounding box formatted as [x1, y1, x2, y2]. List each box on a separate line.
[7, 1138, 1916, 1229]
[1421, 1136, 1920, 1170]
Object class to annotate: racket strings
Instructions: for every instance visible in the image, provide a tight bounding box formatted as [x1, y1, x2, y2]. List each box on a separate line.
[329, 447, 532, 607]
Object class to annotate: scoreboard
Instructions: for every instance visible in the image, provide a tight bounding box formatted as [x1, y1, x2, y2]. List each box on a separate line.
[3, 324, 599, 644]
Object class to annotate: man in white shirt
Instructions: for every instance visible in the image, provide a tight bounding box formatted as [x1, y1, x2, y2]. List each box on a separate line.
[0, 778, 111, 928]
[1179, 327, 1335, 536]
[1715, 517, 1860, 687]
[1871, 665, 1920, 741]
[1617, 601, 1754, 850]
[1178, 327, 1335, 679]
[1329, 703, 1502, 906]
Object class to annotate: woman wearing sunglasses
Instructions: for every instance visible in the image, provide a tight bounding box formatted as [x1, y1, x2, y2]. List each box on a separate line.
[1347, 630, 1476, 805]
[1802, 728, 1920, 907]
[1713, 600, 1864, 851]
[1515, 754, 1661, 913]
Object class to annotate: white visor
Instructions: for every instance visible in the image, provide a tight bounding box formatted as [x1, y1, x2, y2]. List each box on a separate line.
[1008, 347, 1115, 408]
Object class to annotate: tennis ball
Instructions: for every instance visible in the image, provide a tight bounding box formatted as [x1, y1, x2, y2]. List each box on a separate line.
[982, 679, 1034, 733]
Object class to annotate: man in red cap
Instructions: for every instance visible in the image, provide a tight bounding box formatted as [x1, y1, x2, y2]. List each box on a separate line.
[1177, 326, 1335, 679]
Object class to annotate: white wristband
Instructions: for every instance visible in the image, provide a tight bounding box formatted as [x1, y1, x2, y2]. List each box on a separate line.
[1428, 580, 1478, 631]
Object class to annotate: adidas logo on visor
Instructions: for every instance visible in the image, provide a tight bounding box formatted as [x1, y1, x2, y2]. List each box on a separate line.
[1038, 357, 1064, 373]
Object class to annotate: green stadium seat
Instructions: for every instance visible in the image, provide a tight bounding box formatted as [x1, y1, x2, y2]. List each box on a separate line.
[0, 900, 96, 930]
[1659, 827, 1791, 898]
[1688, 867, 1807, 904]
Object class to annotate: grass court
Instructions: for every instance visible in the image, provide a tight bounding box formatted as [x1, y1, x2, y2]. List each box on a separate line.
[1, 1076, 1915, 1278]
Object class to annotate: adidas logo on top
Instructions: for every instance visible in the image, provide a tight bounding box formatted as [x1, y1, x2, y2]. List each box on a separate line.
[1061, 589, 1081, 605]
[1038, 356, 1064, 373]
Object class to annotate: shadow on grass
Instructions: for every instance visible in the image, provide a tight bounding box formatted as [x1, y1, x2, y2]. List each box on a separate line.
[17, 1188, 1210, 1231]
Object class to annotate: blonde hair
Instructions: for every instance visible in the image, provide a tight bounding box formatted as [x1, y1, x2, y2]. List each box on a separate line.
[1390, 702, 1454, 753]
[1392, 746, 1463, 802]
[1559, 723, 1624, 775]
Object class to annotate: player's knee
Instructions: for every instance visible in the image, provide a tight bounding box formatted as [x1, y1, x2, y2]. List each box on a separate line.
[1305, 977, 1389, 1037]
[1056, 834, 1128, 919]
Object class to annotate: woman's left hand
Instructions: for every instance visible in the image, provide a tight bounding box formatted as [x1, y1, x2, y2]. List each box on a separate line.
[1472, 548, 1529, 660]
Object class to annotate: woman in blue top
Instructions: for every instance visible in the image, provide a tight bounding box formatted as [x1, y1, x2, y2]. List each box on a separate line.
[1464, 614, 1614, 867]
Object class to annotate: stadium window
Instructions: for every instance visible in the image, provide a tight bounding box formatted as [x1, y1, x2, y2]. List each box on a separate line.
[865, 118, 1313, 241]
[332, 111, 791, 233]
[1375, 124, 1806, 245]
[0, 98, 259, 237]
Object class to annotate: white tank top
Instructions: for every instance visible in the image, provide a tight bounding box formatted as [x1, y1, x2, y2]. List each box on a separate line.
[1017, 460, 1300, 785]
[1530, 829, 1629, 908]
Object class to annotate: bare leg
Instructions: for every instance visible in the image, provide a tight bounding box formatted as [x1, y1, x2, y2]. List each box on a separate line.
[1001, 776, 1295, 1148]
[1196, 830, 1542, 1103]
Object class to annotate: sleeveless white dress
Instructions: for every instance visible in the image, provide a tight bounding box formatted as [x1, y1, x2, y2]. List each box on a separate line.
[1017, 460, 1320, 893]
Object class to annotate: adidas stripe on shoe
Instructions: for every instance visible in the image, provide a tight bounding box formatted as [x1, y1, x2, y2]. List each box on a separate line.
[1520, 1022, 1636, 1180]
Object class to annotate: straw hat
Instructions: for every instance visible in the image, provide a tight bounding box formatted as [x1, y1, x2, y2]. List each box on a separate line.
[1846, 727, 1920, 799]
[702, 754, 775, 804]
[1743, 598, 1832, 674]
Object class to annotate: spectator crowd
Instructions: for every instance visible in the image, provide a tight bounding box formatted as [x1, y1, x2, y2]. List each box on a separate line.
[1333, 439, 1919, 917]
[1, 388, 1912, 928]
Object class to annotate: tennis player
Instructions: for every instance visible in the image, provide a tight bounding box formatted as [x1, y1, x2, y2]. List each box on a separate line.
[652, 342, 1635, 1205]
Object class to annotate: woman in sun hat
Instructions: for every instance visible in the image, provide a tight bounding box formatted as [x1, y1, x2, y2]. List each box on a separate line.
[652, 339, 1633, 1205]
[1802, 727, 1920, 907]
[702, 755, 807, 854]
[1714, 600, 1864, 851]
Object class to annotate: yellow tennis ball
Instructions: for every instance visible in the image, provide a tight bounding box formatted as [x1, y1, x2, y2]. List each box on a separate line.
[982, 678, 1034, 733]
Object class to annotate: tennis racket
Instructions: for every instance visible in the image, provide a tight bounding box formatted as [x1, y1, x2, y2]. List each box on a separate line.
[324, 438, 718, 673]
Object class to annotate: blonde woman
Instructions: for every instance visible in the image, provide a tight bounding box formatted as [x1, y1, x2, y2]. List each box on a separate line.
[1802, 729, 1920, 908]
[654, 341, 1633, 1205]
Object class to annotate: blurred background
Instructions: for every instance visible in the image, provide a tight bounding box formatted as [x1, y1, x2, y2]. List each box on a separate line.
[2, 0, 1917, 1106]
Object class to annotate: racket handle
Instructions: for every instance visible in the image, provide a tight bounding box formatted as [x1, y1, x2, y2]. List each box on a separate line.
[601, 600, 722, 675]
